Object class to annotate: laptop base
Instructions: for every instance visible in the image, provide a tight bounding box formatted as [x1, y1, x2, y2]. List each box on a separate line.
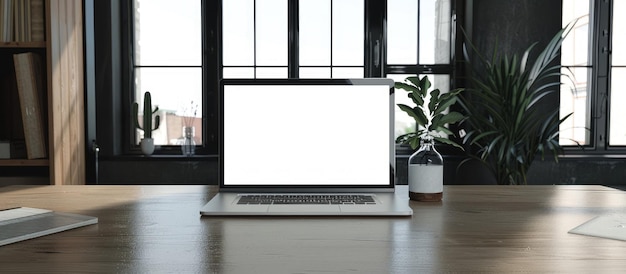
[200, 187, 413, 217]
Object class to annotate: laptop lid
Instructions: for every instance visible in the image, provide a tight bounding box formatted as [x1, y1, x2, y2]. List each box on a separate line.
[219, 78, 395, 192]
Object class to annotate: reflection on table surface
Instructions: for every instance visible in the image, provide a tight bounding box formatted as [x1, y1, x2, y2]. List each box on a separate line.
[0, 185, 625, 273]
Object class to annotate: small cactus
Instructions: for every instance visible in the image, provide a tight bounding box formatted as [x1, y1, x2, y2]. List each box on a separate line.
[132, 91, 160, 139]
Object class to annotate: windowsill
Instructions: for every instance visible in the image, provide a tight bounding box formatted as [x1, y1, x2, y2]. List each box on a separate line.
[100, 154, 218, 161]
[559, 153, 626, 160]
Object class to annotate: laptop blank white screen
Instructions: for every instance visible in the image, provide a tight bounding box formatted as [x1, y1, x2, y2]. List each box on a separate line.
[222, 80, 393, 187]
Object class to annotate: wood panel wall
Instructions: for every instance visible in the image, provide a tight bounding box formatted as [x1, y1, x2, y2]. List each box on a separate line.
[46, 0, 85, 185]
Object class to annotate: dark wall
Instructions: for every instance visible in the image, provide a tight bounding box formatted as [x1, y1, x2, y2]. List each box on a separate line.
[397, 154, 626, 187]
[468, 0, 562, 59]
[465, 0, 562, 114]
[98, 157, 218, 185]
[526, 157, 626, 186]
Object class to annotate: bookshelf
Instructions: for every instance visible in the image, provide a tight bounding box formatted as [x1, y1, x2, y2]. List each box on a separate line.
[0, 41, 45, 47]
[0, 0, 84, 185]
[0, 158, 47, 166]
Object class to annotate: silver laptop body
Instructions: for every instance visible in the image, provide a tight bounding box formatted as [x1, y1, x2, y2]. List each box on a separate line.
[200, 78, 412, 216]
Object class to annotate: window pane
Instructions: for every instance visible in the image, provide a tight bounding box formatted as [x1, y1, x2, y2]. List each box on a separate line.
[300, 67, 331, 78]
[561, 20, 590, 66]
[419, 0, 451, 64]
[223, 67, 255, 78]
[390, 74, 416, 138]
[332, 0, 363, 66]
[609, 0, 626, 146]
[223, 0, 255, 66]
[332, 67, 363, 78]
[256, 0, 288, 66]
[561, 0, 590, 66]
[134, 68, 202, 146]
[134, 0, 201, 66]
[560, 67, 590, 145]
[610, 68, 626, 145]
[299, 0, 331, 66]
[613, 0, 626, 66]
[560, 0, 591, 146]
[256, 67, 288, 78]
[387, 0, 417, 65]
[561, 0, 591, 66]
[389, 74, 450, 139]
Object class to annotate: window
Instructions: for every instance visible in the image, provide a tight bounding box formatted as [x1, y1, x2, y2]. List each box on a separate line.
[298, 0, 364, 78]
[222, 0, 288, 78]
[386, 0, 453, 139]
[560, 0, 624, 152]
[221, 0, 365, 79]
[132, 0, 203, 149]
[609, 0, 626, 145]
[221, 0, 455, 141]
[560, 0, 591, 146]
[127, 0, 458, 155]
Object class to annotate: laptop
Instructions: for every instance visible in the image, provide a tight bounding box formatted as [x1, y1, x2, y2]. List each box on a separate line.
[200, 78, 412, 216]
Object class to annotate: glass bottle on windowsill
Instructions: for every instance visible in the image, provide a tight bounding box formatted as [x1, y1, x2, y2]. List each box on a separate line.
[408, 136, 443, 202]
[181, 126, 196, 156]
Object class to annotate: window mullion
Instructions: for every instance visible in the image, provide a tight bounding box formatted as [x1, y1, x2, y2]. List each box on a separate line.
[288, 0, 299, 78]
[364, 0, 384, 77]
[205, 0, 220, 154]
[416, 0, 420, 65]
[330, 0, 334, 77]
[593, 0, 611, 150]
[253, 0, 257, 78]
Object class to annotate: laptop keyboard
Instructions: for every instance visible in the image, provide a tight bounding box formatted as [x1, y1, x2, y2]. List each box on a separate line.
[237, 194, 377, 205]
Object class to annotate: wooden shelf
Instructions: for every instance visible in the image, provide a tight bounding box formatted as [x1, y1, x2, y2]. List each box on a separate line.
[0, 0, 84, 184]
[0, 41, 46, 48]
[0, 159, 49, 166]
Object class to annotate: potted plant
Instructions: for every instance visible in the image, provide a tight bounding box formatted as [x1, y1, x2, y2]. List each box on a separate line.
[395, 75, 464, 150]
[457, 21, 577, 185]
[132, 91, 161, 155]
[395, 75, 464, 201]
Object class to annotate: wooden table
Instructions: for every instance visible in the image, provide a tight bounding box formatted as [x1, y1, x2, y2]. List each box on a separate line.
[0, 185, 625, 273]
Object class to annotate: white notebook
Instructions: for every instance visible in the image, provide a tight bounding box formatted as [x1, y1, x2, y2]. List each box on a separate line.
[0, 207, 98, 246]
[568, 213, 626, 241]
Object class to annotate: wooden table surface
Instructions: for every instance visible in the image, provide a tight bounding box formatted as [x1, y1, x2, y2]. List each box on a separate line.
[0, 184, 625, 273]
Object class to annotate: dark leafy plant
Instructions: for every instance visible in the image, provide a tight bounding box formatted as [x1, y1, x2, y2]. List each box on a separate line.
[458, 21, 577, 185]
[395, 75, 464, 150]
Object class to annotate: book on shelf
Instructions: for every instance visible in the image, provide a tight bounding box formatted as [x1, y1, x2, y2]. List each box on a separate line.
[13, 52, 46, 159]
[30, 0, 43, 41]
[13, 0, 28, 42]
[0, 0, 44, 43]
[1, 0, 15, 42]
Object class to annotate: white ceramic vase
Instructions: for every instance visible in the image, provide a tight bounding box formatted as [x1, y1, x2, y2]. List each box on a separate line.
[140, 138, 155, 155]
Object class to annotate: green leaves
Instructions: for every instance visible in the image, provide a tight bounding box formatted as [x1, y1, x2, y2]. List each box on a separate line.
[397, 104, 427, 126]
[459, 20, 578, 185]
[395, 75, 465, 150]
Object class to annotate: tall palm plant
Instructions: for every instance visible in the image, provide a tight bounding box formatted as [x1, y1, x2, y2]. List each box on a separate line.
[458, 21, 577, 185]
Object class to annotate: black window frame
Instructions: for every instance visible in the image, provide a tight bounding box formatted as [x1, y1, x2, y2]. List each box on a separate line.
[561, 0, 626, 156]
[119, 0, 461, 156]
[121, 0, 220, 156]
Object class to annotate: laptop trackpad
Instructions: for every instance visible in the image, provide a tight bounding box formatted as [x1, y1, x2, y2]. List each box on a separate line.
[268, 205, 341, 213]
